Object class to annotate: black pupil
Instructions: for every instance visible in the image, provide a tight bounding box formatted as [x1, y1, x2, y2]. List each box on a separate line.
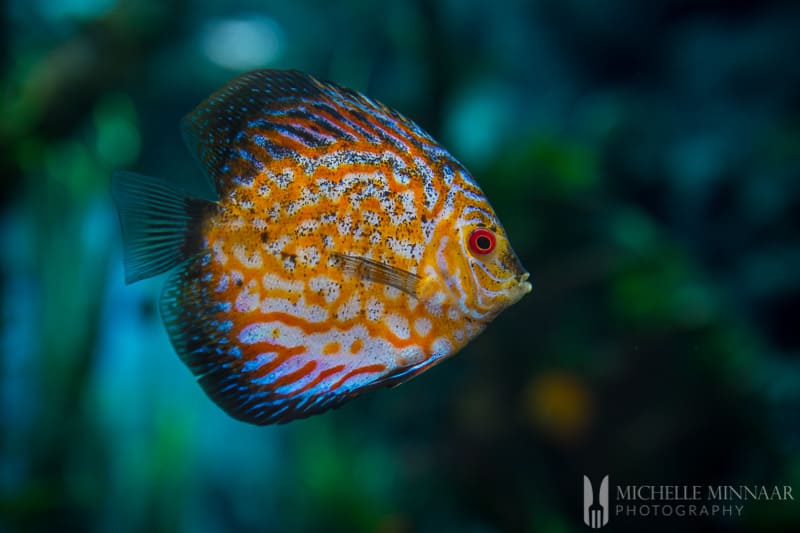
[476, 235, 492, 250]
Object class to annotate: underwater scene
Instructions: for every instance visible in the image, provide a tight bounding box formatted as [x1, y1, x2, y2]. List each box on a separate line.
[2, 0, 799, 531]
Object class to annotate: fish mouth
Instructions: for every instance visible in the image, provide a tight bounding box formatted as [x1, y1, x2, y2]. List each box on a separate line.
[518, 271, 533, 295]
[502, 250, 532, 295]
[497, 271, 532, 311]
[469, 271, 532, 325]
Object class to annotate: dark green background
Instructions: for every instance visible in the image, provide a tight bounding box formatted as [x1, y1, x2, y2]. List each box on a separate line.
[1, 0, 799, 531]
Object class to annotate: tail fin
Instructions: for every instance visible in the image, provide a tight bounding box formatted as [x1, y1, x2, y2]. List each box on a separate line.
[111, 171, 213, 284]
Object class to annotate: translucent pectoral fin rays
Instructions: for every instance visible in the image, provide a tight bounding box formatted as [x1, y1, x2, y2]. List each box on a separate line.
[332, 253, 421, 298]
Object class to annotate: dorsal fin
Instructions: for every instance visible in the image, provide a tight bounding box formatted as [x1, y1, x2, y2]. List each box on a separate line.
[180, 69, 439, 195]
[180, 70, 321, 190]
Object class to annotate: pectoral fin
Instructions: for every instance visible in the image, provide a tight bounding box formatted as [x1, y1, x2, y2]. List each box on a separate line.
[333, 253, 421, 298]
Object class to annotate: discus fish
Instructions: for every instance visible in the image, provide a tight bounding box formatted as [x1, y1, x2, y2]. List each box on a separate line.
[112, 69, 531, 425]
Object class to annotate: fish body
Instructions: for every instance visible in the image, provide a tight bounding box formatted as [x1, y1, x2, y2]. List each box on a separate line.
[113, 69, 531, 424]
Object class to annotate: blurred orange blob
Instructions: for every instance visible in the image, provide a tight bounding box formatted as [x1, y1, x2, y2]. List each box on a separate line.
[523, 371, 592, 443]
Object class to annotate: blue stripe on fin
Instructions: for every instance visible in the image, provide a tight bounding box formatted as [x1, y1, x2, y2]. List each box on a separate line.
[180, 69, 327, 192]
[159, 251, 409, 425]
[180, 69, 446, 197]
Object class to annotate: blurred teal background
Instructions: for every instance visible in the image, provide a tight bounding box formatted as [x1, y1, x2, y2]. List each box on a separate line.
[1, 0, 799, 531]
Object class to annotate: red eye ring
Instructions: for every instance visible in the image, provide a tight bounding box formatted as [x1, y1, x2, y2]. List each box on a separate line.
[468, 228, 496, 255]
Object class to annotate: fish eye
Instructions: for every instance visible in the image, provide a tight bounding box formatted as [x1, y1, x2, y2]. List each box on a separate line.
[468, 228, 496, 256]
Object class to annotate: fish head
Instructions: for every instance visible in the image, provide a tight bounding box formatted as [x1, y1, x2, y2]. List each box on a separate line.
[426, 204, 532, 324]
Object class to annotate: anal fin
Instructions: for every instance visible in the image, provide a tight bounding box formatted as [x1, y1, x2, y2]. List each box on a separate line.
[160, 253, 359, 425]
